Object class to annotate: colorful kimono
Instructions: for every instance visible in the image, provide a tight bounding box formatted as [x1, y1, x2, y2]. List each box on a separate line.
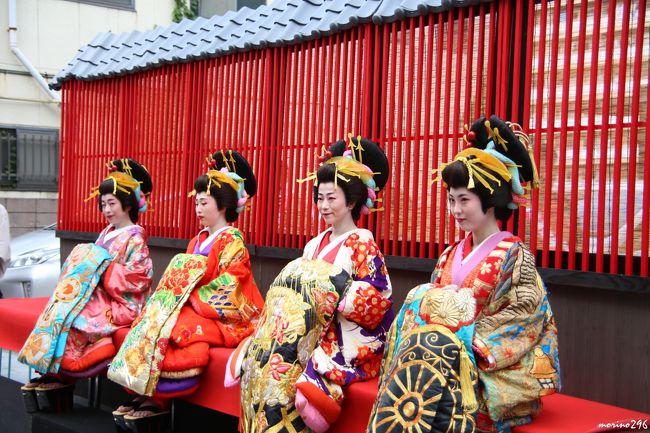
[180, 226, 264, 348]
[433, 232, 560, 431]
[240, 258, 350, 433]
[111, 225, 264, 397]
[159, 226, 263, 383]
[18, 243, 112, 374]
[237, 228, 392, 433]
[108, 253, 208, 396]
[368, 283, 480, 433]
[19, 224, 152, 375]
[373, 231, 559, 433]
[61, 225, 153, 373]
[299, 229, 393, 407]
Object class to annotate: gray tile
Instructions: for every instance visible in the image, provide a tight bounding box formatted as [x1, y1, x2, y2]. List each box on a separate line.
[50, 0, 484, 89]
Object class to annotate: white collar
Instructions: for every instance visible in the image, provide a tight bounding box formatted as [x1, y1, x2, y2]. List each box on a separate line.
[199, 225, 232, 251]
[101, 224, 137, 243]
[312, 227, 357, 260]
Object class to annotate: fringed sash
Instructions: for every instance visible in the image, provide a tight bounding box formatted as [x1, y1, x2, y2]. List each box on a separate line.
[108, 253, 207, 395]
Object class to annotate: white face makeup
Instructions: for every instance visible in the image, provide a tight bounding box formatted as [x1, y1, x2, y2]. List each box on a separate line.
[447, 187, 492, 234]
[100, 194, 132, 228]
[317, 182, 354, 229]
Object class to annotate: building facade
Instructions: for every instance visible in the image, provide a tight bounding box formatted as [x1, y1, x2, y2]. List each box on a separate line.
[0, 0, 242, 235]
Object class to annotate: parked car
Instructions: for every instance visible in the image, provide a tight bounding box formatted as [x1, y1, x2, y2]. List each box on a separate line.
[0, 224, 60, 298]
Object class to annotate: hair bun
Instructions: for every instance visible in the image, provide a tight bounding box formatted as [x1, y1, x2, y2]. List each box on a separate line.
[211, 150, 257, 197]
[110, 158, 153, 196]
[327, 137, 390, 192]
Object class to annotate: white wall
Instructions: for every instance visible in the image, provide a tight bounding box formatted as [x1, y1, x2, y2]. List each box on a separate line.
[0, 0, 175, 129]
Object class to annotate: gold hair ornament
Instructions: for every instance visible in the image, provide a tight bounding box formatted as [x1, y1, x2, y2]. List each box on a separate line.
[297, 134, 383, 213]
[431, 147, 513, 194]
[188, 153, 249, 214]
[187, 170, 240, 198]
[84, 160, 141, 202]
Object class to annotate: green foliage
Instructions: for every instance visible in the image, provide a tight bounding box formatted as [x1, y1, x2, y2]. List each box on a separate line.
[172, 0, 199, 23]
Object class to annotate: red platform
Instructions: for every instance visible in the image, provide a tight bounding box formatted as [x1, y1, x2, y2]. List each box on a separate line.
[1, 297, 647, 433]
[0, 297, 48, 352]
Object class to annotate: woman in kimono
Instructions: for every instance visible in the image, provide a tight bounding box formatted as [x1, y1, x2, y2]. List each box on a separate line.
[368, 116, 560, 433]
[19, 158, 153, 408]
[110, 150, 264, 430]
[227, 135, 393, 433]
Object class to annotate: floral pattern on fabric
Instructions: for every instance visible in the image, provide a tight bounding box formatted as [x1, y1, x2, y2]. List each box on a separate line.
[302, 228, 393, 388]
[142, 227, 264, 400]
[18, 243, 112, 374]
[107, 254, 207, 396]
[417, 285, 477, 332]
[343, 285, 390, 330]
[186, 227, 264, 348]
[57, 225, 153, 373]
[343, 233, 381, 279]
[431, 235, 560, 431]
[433, 238, 510, 315]
[239, 258, 350, 433]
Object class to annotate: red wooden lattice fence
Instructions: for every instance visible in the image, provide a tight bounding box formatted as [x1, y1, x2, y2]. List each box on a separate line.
[58, 0, 650, 276]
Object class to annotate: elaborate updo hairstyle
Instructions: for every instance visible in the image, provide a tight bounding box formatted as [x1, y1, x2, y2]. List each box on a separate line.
[436, 114, 539, 223]
[441, 158, 513, 222]
[95, 158, 152, 223]
[311, 136, 390, 222]
[193, 150, 257, 223]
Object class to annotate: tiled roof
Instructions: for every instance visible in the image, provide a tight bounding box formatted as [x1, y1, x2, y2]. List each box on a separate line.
[50, 0, 487, 89]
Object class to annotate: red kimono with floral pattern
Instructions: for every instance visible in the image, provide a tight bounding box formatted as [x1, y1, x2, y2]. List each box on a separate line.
[158, 226, 264, 378]
[432, 232, 560, 432]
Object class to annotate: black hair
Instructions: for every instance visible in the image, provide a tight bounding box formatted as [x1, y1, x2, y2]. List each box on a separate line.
[313, 163, 368, 222]
[193, 175, 240, 223]
[97, 179, 140, 223]
[441, 159, 513, 222]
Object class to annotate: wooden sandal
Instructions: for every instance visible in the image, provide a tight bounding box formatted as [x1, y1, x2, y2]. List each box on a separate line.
[113, 397, 146, 433]
[123, 403, 171, 433]
[20, 375, 58, 413]
[34, 381, 75, 413]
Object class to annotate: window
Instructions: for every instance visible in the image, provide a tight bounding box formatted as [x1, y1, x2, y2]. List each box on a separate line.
[64, 0, 135, 11]
[0, 127, 59, 192]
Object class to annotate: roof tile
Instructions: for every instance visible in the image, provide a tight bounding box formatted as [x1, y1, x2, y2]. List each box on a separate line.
[50, 0, 487, 89]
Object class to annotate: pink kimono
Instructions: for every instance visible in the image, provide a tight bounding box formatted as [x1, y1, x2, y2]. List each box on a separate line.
[60, 224, 153, 373]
